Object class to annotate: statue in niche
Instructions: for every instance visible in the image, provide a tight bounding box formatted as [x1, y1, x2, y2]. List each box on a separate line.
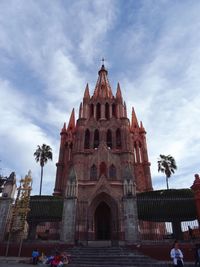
[66, 180, 77, 197]
[2, 172, 16, 198]
[123, 179, 136, 197]
[0, 176, 7, 193]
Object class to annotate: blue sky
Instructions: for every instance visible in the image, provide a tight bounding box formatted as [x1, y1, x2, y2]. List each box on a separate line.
[0, 0, 200, 195]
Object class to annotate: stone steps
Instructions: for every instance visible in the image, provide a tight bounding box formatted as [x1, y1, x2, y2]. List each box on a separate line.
[65, 246, 172, 267]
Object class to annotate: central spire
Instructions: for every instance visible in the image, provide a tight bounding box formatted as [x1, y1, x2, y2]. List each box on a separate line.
[93, 63, 113, 99]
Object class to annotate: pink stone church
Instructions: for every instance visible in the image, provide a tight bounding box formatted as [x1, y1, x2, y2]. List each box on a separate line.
[53, 64, 153, 244]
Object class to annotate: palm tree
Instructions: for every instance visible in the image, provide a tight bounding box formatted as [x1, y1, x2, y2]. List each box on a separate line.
[157, 154, 177, 189]
[34, 144, 52, 195]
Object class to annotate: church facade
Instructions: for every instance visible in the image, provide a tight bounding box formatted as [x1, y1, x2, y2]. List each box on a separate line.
[53, 64, 153, 244]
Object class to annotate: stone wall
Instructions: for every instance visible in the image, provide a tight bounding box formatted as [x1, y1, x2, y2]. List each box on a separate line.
[0, 197, 12, 241]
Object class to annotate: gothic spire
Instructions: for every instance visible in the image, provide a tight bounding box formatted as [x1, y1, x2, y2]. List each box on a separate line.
[67, 108, 75, 131]
[131, 107, 139, 129]
[116, 82, 122, 100]
[79, 102, 83, 118]
[140, 121, 146, 133]
[84, 83, 90, 99]
[61, 122, 67, 134]
[93, 64, 113, 99]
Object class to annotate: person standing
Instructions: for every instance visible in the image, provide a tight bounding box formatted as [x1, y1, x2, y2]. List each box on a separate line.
[188, 226, 194, 240]
[170, 241, 184, 267]
[194, 243, 200, 266]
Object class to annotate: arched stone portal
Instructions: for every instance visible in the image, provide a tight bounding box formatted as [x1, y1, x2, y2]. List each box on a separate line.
[95, 202, 111, 240]
[88, 192, 119, 242]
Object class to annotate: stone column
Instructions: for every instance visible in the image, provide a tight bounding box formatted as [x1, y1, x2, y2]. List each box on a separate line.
[60, 197, 77, 244]
[123, 195, 140, 244]
[191, 174, 200, 225]
[0, 198, 12, 241]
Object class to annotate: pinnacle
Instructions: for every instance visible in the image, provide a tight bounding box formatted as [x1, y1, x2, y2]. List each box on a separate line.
[84, 83, 90, 99]
[116, 82, 122, 99]
[67, 108, 75, 131]
[131, 107, 139, 129]
[61, 122, 67, 134]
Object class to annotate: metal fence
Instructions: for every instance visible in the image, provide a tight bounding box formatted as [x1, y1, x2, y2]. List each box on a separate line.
[0, 191, 199, 254]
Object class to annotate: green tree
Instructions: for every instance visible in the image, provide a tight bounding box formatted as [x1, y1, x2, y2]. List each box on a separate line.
[157, 154, 177, 189]
[34, 144, 52, 195]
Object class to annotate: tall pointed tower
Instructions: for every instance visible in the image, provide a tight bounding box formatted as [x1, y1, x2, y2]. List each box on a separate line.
[54, 64, 152, 244]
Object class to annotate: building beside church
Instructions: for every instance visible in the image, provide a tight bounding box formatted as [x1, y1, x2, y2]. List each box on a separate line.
[53, 64, 153, 244]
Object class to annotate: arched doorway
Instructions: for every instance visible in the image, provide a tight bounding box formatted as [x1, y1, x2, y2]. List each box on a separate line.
[95, 202, 111, 240]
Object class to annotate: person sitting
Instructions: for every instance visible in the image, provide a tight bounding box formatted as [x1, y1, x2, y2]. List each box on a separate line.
[32, 248, 40, 265]
[51, 252, 64, 267]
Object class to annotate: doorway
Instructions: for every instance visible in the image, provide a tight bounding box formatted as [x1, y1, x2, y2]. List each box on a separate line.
[95, 202, 111, 240]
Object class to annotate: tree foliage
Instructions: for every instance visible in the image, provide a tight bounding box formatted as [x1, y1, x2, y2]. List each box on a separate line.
[158, 154, 177, 189]
[34, 144, 53, 195]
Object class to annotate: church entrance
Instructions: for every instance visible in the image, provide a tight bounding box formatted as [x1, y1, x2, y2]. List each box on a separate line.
[95, 202, 111, 240]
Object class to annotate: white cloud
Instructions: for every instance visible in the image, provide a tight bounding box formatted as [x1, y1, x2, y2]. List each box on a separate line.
[118, 1, 200, 190]
[0, 78, 58, 195]
[1, 0, 200, 195]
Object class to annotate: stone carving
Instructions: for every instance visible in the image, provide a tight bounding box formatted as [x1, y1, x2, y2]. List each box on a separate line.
[123, 179, 136, 196]
[1, 172, 16, 198]
[66, 180, 77, 197]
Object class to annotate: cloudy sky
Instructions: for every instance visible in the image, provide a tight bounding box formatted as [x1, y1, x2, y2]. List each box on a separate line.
[0, 0, 200, 195]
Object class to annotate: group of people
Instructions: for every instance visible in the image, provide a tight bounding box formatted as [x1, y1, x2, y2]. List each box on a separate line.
[31, 249, 70, 266]
[32, 241, 200, 267]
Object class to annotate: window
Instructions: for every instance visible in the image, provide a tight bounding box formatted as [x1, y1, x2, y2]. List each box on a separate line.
[94, 129, 100, 148]
[100, 162, 107, 177]
[90, 104, 94, 118]
[84, 129, 90, 149]
[106, 129, 112, 148]
[96, 103, 101, 120]
[116, 128, 121, 148]
[90, 164, 97, 180]
[134, 142, 137, 163]
[139, 142, 142, 163]
[109, 164, 116, 180]
[112, 103, 116, 117]
[105, 103, 109, 120]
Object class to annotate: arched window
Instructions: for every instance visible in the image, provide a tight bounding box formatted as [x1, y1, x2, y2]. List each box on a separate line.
[90, 104, 94, 118]
[134, 141, 137, 163]
[106, 129, 112, 149]
[69, 142, 73, 160]
[84, 129, 90, 149]
[109, 164, 116, 180]
[105, 103, 110, 120]
[139, 142, 142, 163]
[90, 164, 97, 180]
[94, 129, 100, 148]
[96, 103, 101, 120]
[112, 103, 116, 117]
[116, 128, 121, 148]
[100, 162, 107, 177]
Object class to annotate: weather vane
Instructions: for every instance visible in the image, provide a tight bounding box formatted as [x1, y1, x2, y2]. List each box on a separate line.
[101, 57, 105, 65]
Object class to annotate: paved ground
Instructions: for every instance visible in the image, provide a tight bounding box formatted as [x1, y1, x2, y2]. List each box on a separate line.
[0, 264, 31, 267]
[0, 257, 31, 267]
